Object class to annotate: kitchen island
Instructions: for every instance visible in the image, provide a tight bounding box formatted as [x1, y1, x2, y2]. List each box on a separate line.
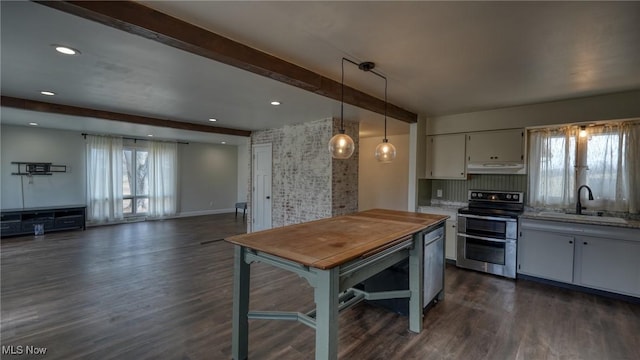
[225, 209, 447, 360]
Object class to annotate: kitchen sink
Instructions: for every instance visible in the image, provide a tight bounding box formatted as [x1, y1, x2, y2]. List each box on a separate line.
[536, 211, 627, 224]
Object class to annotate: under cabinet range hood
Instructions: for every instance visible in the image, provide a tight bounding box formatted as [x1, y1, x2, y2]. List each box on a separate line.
[467, 162, 525, 174]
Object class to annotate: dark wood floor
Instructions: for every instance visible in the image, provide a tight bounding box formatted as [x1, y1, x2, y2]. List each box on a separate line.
[2, 213, 639, 359]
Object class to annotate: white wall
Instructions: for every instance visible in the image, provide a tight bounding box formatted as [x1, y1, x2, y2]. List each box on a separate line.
[1, 124, 240, 216]
[1, 125, 86, 209]
[236, 138, 250, 203]
[178, 141, 238, 216]
[359, 134, 410, 211]
[427, 90, 640, 135]
[408, 116, 427, 211]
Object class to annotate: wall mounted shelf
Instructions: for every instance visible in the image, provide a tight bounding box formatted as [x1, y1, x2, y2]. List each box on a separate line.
[11, 162, 67, 176]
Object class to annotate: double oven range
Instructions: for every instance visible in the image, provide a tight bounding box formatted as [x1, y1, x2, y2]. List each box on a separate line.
[456, 190, 524, 279]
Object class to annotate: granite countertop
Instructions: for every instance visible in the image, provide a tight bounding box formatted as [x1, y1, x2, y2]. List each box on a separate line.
[521, 211, 640, 229]
[417, 201, 466, 218]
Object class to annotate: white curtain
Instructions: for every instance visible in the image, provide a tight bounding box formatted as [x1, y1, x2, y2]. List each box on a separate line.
[528, 122, 640, 214]
[86, 135, 124, 223]
[528, 127, 576, 208]
[584, 124, 624, 211]
[624, 123, 640, 213]
[147, 141, 178, 218]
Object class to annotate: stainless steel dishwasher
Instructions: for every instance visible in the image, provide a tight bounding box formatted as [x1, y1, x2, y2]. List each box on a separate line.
[361, 224, 445, 315]
[423, 226, 445, 305]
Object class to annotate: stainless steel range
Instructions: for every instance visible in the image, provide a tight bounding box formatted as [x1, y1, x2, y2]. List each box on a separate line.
[456, 190, 524, 279]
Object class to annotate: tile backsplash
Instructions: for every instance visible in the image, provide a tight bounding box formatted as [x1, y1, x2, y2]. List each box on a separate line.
[419, 174, 527, 205]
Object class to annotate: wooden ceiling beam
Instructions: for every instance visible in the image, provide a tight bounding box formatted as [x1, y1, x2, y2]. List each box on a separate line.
[36, 1, 418, 124]
[0, 96, 251, 137]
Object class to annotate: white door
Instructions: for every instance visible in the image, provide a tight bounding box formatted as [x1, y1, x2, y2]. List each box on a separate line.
[252, 144, 272, 232]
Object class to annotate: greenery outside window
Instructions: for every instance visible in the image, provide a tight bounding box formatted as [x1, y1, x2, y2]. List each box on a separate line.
[123, 148, 149, 215]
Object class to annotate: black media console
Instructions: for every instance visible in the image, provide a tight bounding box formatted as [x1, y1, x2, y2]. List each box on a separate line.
[1, 205, 86, 237]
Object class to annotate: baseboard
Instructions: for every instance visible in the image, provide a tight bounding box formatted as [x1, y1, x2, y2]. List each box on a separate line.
[174, 208, 236, 218]
[86, 208, 237, 228]
[517, 273, 640, 304]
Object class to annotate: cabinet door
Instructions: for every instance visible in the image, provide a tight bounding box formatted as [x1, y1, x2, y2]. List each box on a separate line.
[518, 229, 574, 283]
[467, 129, 523, 164]
[426, 134, 466, 179]
[445, 220, 457, 261]
[578, 236, 640, 296]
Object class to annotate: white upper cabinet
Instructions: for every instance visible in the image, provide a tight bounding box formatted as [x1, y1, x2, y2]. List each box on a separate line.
[426, 133, 466, 179]
[466, 129, 525, 174]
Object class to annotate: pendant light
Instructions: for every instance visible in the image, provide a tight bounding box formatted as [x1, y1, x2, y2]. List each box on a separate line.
[374, 72, 396, 163]
[328, 58, 355, 159]
[353, 60, 396, 163]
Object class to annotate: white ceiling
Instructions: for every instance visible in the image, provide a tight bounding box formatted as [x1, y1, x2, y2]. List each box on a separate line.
[2, 1, 639, 144]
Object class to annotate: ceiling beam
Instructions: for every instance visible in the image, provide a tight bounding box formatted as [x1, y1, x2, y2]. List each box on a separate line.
[35, 1, 418, 124]
[0, 96, 252, 137]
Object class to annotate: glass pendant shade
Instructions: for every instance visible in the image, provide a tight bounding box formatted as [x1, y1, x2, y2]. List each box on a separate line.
[374, 140, 396, 163]
[329, 132, 355, 159]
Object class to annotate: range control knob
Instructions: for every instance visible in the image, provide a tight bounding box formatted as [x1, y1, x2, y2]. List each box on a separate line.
[471, 192, 477, 198]
[513, 194, 519, 200]
[506, 194, 512, 199]
[477, 193, 483, 198]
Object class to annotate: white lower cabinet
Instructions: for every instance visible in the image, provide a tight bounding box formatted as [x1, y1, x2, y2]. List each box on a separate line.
[577, 235, 640, 295]
[445, 220, 457, 261]
[418, 207, 458, 261]
[518, 228, 574, 283]
[518, 218, 640, 298]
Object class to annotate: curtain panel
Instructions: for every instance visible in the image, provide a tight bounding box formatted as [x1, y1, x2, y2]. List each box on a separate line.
[528, 126, 576, 208]
[86, 135, 124, 224]
[147, 141, 178, 218]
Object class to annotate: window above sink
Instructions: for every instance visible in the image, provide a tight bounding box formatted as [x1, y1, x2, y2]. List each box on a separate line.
[527, 120, 640, 215]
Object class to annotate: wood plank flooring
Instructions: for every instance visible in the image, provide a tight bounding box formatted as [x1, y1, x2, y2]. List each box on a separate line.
[2, 213, 639, 359]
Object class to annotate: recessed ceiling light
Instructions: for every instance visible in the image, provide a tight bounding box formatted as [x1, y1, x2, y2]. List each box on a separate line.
[54, 45, 79, 55]
[209, 118, 217, 122]
[40, 91, 55, 96]
[29, 122, 38, 126]
[221, 141, 226, 144]
[147, 134, 154, 137]
[270, 101, 281, 106]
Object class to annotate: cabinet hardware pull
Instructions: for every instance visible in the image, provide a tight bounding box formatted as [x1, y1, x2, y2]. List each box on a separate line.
[569, 241, 573, 244]
[583, 242, 588, 245]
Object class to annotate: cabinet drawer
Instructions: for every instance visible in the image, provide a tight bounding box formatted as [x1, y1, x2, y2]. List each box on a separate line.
[54, 216, 84, 229]
[1, 221, 21, 235]
[21, 219, 54, 232]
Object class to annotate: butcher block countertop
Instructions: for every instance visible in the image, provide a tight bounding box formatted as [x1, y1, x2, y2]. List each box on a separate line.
[225, 209, 448, 270]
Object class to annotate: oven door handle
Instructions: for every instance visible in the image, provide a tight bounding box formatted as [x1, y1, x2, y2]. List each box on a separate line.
[458, 213, 518, 223]
[458, 233, 510, 244]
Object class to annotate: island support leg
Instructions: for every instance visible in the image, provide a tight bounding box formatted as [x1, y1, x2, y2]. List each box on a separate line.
[232, 245, 251, 360]
[408, 231, 425, 333]
[313, 267, 339, 360]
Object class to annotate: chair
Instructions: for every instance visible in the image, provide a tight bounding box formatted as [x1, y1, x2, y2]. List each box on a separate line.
[235, 202, 247, 220]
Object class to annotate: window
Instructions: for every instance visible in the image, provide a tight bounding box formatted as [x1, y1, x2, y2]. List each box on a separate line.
[123, 148, 149, 215]
[528, 121, 640, 213]
[86, 135, 178, 224]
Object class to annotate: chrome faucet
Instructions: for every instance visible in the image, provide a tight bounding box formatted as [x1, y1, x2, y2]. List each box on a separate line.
[576, 185, 594, 215]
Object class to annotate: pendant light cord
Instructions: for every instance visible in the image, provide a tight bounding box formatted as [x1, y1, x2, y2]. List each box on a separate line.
[341, 57, 389, 140]
[384, 76, 388, 141]
[340, 58, 345, 133]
